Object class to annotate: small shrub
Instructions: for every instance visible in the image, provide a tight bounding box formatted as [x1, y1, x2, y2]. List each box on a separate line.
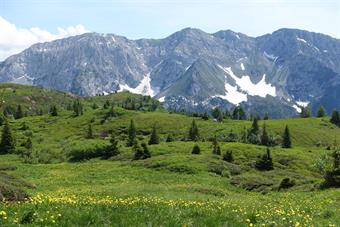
[223, 149, 234, 162]
[278, 178, 295, 190]
[191, 144, 201, 154]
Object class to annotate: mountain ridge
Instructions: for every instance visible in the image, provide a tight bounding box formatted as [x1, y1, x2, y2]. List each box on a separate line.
[1, 27, 340, 118]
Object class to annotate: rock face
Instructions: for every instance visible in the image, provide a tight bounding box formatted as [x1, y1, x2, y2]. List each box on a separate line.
[1, 28, 340, 118]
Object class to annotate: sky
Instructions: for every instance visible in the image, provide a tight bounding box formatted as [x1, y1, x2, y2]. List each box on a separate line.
[0, 0, 339, 60]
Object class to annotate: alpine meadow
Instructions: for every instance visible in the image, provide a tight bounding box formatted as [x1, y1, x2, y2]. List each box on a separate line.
[1, 1, 340, 226]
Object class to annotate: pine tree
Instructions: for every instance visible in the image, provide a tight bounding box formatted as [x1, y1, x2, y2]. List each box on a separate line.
[261, 123, 269, 146]
[249, 118, 259, 135]
[148, 125, 159, 145]
[282, 125, 292, 148]
[103, 133, 120, 158]
[191, 144, 201, 154]
[127, 120, 137, 147]
[255, 148, 274, 171]
[330, 109, 340, 126]
[217, 111, 224, 122]
[141, 143, 151, 159]
[323, 149, 340, 187]
[0, 120, 15, 154]
[211, 107, 221, 119]
[212, 135, 221, 155]
[133, 140, 144, 160]
[223, 149, 234, 162]
[317, 106, 326, 118]
[86, 124, 93, 139]
[300, 106, 311, 118]
[240, 126, 248, 143]
[15, 105, 23, 119]
[247, 118, 260, 144]
[73, 99, 83, 116]
[188, 119, 199, 141]
[50, 105, 58, 116]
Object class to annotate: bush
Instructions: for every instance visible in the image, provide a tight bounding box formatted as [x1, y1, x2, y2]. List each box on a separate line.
[223, 149, 234, 162]
[191, 144, 201, 154]
[255, 148, 274, 171]
[67, 141, 109, 162]
[278, 178, 295, 190]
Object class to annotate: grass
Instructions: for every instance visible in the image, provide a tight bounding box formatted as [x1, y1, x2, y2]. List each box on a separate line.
[0, 83, 339, 226]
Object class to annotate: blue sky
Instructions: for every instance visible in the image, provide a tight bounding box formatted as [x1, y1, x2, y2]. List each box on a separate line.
[0, 0, 339, 60]
[1, 0, 340, 39]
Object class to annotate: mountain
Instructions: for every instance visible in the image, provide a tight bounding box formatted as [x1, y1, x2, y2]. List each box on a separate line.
[1, 28, 340, 118]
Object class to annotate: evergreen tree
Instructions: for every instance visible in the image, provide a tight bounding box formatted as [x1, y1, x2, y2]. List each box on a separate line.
[261, 123, 269, 146]
[91, 103, 99, 109]
[148, 125, 160, 145]
[247, 118, 260, 144]
[240, 126, 248, 143]
[317, 106, 326, 118]
[223, 149, 234, 162]
[224, 109, 231, 119]
[255, 148, 274, 171]
[103, 100, 110, 109]
[103, 133, 120, 158]
[330, 109, 340, 126]
[50, 105, 58, 116]
[217, 110, 224, 122]
[300, 106, 311, 118]
[188, 119, 199, 141]
[191, 144, 201, 154]
[212, 107, 222, 120]
[212, 135, 221, 155]
[0, 120, 15, 154]
[73, 99, 83, 116]
[166, 134, 174, 142]
[141, 143, 151, 159]
[15, 105, 24, 119]
[133, 140, 144, 160]
[282, 125, 292, 148]
[86, 124, 93, 139]
[127, 120, 137, 147]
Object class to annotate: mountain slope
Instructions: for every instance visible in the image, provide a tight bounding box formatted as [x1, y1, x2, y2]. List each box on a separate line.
[1, 28, 340, 117]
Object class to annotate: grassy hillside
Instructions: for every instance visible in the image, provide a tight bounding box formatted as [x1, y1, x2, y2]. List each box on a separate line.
[0, 83, 339, 226]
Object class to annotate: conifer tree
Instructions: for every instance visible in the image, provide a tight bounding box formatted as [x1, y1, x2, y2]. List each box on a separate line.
[73, 99, 83, 116]
[211, 107, 221, 119]
[141, 143, 151, 159]
[261, 123, 269, 146]
[282, 125, 292, 148]
[191, 144, 201, 154]
[148, 125, 159, 145]
[249, 118, 259, 135]
[300, 106, 311, 118]
[133, 140, 144, 160]
[50, 105, 58, 116]
[217, 111, 224, 122]
[15, 105, 23, 119]
[201, 112, 209, 120]
[212, 135, 221, 155]
[0, 120, 15, 154]
[263, 112, 269, 120]
[255, 148, 274, 171]
[317, 106, 326, 118]
[127, 119, 137, 146]
[104, 133, 120, 158]
[330, 109, 340, 126]
[188, 119, 199, 141]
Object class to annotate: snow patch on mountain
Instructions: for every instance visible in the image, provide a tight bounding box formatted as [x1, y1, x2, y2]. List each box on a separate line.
[292, 104, 301, 113]
[263, 51, 278, 62]
[158, 96, 165, 102]
[297, 37, 307, 43]
[213, 83, 247, 105]
[119, 73, 156, 97]
[218, 65, 276, 98]
[296, 100, 309, 107]
[240, 63, 245, 70]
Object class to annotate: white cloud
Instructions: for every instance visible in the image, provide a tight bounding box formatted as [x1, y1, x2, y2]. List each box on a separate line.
[0, 16, 89, 61]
